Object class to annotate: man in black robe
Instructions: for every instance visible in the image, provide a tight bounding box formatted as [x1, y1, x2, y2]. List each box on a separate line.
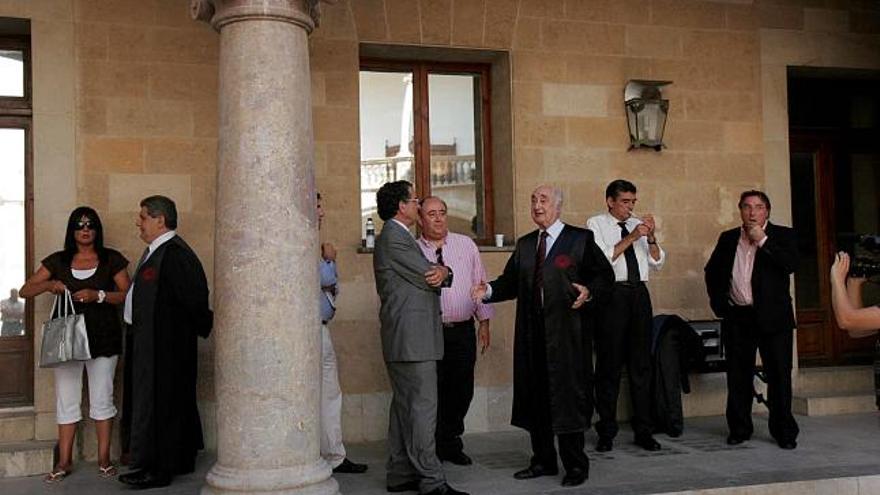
[473, 185, 612, 488]
[120, 195, 213, 489]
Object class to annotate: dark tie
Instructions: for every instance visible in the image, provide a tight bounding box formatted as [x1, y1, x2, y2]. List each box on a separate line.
[135, 247, 150, 272]
[534, 231, 549, 306]
[435, 247, 445, 267]
[618, 221, 641, 283]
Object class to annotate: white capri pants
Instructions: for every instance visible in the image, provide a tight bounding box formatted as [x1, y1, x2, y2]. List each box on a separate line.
[54, 356, 119, 424]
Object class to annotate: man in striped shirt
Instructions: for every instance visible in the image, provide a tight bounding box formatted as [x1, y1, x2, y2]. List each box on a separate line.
[417, 196, 494, 467]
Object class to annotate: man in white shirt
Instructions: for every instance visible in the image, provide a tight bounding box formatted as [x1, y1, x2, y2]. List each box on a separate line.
[587, 179, 665, 453]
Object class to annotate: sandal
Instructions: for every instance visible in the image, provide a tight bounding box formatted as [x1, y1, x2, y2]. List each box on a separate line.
[44, 468, 69, 483]
[98, 464, 118, 478]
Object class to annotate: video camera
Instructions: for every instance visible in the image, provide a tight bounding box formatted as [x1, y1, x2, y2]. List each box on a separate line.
[850, 234, 880, 280]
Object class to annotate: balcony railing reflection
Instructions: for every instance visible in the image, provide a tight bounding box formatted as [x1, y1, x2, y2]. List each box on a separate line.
[431, 155, 476, 188]
[360, 155, 477, 192]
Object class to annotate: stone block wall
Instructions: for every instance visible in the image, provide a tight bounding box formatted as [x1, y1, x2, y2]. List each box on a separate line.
[6, 0, 879, 448]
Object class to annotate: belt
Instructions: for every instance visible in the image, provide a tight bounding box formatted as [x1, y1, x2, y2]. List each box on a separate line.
[443, 319, 473, 328]
[614, 281, 645, 288]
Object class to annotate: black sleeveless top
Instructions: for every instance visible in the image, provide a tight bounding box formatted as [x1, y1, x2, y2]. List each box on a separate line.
[42, 249, 129, 357]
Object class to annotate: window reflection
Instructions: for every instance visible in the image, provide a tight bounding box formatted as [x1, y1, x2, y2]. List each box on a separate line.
[0, 50, 24, 97]
[428, 73, 483, 238]
[0, 127, 25, 337]
[358, 67, 488, 240]
[359, 70, 414, 235]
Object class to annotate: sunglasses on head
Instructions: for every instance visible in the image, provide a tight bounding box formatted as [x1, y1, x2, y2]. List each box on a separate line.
[74, 221, 95, 231]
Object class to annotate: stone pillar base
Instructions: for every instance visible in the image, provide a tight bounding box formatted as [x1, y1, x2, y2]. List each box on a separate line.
[202, 459, 339, 495]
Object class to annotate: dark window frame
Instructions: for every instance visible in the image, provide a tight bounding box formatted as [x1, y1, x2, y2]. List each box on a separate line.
[360, 58, 495, 243]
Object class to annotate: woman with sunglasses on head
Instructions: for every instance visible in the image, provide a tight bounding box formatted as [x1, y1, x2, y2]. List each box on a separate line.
[20, 206, 131, 483]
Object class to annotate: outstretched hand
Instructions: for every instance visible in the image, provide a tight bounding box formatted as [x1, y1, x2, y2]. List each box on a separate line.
[471, 281, 488, 302]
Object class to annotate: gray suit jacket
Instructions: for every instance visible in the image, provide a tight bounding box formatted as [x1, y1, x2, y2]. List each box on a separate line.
[373, 219, 444, 362]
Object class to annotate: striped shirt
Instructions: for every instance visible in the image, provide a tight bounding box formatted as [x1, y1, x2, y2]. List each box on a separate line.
[730, 224, 768, 306]
[418, 232, 494, 324]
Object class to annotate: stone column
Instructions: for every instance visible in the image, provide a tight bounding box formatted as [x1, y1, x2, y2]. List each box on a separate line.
[192, 1, 337, 494]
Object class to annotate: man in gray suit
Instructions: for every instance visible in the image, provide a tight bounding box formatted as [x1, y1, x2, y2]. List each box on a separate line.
[373, 181, 468, 495]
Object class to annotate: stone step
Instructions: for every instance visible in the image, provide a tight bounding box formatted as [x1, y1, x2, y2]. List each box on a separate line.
[794, 365, 874, 395]
[656, 474, 880, 495]
[793, 392, 877, 416]
[0, 409, 34, 443]
[0, 440, 54, 478]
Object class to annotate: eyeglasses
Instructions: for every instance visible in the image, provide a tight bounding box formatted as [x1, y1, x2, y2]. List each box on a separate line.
[74, 221, 95, 231]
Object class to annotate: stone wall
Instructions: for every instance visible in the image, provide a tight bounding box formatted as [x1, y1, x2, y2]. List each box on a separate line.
[5, 0, 879, 448]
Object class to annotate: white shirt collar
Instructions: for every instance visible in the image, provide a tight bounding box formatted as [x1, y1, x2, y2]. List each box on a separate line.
[542, 219, 565, 239]
[148, 230, 177, 255]
[606, 212, 637, 226]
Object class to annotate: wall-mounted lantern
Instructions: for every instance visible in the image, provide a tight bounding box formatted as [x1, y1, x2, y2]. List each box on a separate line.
[624, 80, 671, 151]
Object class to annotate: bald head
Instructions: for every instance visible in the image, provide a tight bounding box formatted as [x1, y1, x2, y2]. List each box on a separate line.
[531, 185, 563, 230]
[419, 196, 448, 242]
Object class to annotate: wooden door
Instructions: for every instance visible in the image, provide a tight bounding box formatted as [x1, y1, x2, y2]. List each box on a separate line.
[791, 132, 879, 366]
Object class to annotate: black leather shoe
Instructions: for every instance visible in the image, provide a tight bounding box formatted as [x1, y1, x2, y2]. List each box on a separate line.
[726, 435, 749, 446]
[423, 482, 469, 495]
[439, 451, 473, 466]
[333, 458, 368, 474]
[513, 464, 558, 479]
[595, 436, 613, 452]
[118, 470, 171, 489]
[778, 439, 797, 450]
[386, 480, 420, 492]
[561, 467, 588, 487]
[634, 435, 661, 451]
[118, 469, 146, 483]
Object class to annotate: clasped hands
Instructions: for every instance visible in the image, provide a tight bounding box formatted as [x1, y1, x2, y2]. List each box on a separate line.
[470, 281, 590, 309]
[425, 265, 449, 287]
[630, 214, 656, 242]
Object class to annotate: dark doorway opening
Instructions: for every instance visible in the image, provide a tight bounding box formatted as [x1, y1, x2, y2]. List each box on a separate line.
[788, 67, 880, 366]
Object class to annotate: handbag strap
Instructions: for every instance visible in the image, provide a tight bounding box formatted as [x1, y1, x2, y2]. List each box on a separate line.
[48, 293, 60, 319]
[63, 289, 75, 317]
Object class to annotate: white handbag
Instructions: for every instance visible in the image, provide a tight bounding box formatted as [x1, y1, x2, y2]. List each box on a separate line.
[39, 289, 92, 368]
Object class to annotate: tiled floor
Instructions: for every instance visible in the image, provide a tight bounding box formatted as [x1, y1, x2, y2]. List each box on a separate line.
[3, 413, 879, 494]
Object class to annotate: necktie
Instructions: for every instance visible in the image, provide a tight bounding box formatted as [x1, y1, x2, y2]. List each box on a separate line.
[534, 231, 549, 306]
[135, 247, 150, 272]
[435, 247, 445, 267]
[618, 221, 641, 283]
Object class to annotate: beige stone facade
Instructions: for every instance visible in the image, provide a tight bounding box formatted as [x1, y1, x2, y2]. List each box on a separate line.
[3, 0, 879, 453]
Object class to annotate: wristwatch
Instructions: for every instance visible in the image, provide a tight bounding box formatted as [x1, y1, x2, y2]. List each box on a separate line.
[97, 290, 106, 304]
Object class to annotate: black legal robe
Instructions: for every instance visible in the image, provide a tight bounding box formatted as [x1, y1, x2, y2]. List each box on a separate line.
[487, 224, 613, 433]
[121, 235, 213, 476]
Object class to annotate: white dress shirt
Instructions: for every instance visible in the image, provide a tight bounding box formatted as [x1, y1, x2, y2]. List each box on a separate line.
[485, 219, 566, 300]
[586, 213, 665, 282]
[124, 230, 177, 324]
[539, 219, 565, 257]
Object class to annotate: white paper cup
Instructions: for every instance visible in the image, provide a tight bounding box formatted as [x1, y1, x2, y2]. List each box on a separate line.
[494, 234, 504, 247]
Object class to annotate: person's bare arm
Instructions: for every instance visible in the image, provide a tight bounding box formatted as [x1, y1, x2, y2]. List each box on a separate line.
[830, 252, 880, 337]
[19, 265, 64, 298]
